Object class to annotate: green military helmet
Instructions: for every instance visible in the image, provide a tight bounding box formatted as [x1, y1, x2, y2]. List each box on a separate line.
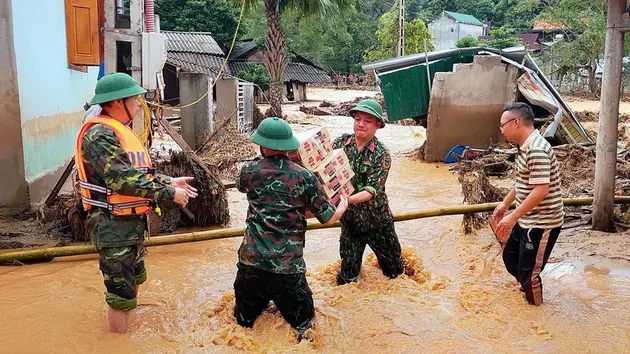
[89, 72, 147, 105]
[250, 117, 300, 151]
[349, 98, 385, 128]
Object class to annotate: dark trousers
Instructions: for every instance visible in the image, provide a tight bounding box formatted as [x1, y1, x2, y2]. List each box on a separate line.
[337, 222, 405, 285]
[502, 223, 560, 306]
[233, 263, 314, 334]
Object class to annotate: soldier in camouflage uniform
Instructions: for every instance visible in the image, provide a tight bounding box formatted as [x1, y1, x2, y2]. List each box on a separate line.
[234, 117, 348, 340]
[332, 99, 405, 285]
[77, 73, 196, 333]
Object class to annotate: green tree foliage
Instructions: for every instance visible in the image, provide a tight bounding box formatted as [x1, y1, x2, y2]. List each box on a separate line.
[492, 0, 545, 30]
[364, 5, 434, 62]
[243, 5, 377, 74]
[235, 63, 270, 89]
[479, 27, 523, 49]
[456, 36, 478, 48]
[419, 0, 494, 22]
[537, 0, 606, 93]
[237, 0, 352, 116]
[155, 0, 243, 52]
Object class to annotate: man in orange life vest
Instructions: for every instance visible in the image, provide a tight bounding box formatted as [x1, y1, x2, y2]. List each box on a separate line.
[75, 72, 197, 333]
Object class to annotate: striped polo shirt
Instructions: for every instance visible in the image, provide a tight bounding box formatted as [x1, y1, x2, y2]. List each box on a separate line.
[515, 129, 564, 229]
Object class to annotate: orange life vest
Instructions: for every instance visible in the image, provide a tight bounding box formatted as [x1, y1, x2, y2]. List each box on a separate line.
[74, 116, 154, 216]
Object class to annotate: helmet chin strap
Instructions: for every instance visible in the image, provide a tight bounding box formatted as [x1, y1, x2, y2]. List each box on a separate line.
[122, 99, 133, 126]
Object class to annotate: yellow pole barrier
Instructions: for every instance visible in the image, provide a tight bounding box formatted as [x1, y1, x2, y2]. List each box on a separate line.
[2, 196, 629, 264]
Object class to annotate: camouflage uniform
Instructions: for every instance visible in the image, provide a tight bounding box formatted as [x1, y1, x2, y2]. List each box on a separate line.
[81, 123, 175, 311]
[235, 154, 335, 334]
[332, 133, 405, 285]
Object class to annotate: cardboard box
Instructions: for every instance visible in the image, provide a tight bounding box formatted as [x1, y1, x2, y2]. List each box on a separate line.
[321, 172, 354, 199]
[294, 126, 332, 157]
[338, 180, 355, 197]
[289, 150, 329, 170]
[289, 127, 333, 169]
[313, 149, 352, 183]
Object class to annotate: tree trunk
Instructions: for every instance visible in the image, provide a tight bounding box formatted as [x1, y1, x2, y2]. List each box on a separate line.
[593, 0, 625, 232]
[263, 0, 286, 118]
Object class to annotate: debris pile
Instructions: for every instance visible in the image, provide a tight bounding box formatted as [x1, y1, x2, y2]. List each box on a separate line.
[253, 103, 265, 129]
[299, 105, 331, 116]
[457, 162, 508, 234]
[555, 144, 596, 197]
[575, 110, 630, 123]
[154, 151, 229, 229]
[197, 123, 258, 180]
[0, 204, 74, 249]
[454, 140, 630, 231]
[325, 94, 387, 118]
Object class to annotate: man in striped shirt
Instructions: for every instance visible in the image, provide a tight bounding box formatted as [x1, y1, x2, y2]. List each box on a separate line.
[493, 102, 564, 306]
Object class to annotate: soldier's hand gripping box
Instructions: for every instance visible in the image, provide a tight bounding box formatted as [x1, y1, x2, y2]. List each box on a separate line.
[305, 181, 355, 219]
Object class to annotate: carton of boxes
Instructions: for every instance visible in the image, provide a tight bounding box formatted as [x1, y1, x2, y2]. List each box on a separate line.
[290, 126, 355, 218]
[289, 127, 333, 170]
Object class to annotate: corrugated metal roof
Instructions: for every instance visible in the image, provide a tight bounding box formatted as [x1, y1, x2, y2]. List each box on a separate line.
[163, 31, 224, 56]
[380, 53, 477, 121]
[229, 61, 330, 84]
[444, 11, 483, 26]
[284, 62, 330, 83]
[362, 46, 527, 74]
[167, 52, 229, 81]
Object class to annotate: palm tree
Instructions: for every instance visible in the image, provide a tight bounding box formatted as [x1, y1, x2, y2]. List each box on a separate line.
[246, 0, 352, 118]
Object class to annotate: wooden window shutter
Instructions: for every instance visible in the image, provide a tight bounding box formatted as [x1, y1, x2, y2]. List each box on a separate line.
[65, 0, 100, 66]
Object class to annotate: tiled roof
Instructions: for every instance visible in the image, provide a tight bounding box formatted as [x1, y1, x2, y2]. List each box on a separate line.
[284, 62, 330, 83]
[163, 31, 229, 80]
[167, 52, 229, 81]
[533, 20, 565, 31]
[445, 11, 483, 26]
[229, 61, 330, 84]
[230, 40, 257, 59]
[163, 31, 224, 56]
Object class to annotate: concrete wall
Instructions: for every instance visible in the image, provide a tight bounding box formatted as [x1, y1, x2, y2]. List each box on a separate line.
[0, 0, 27, 206]
[424, 56, 518, 162]
[180, 73, 213, 150]
[458, 23, 484, 41]
[429, 14, 484, 51]
[215, 77, 237, 124]
[12, 0, 100, 203]
[104, 0, 143, 83]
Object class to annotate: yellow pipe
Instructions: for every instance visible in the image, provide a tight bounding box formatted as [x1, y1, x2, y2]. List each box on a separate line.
[2, 196, 630, 264]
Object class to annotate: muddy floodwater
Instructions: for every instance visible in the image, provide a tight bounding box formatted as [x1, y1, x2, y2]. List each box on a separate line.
[1, 117, 630, 353]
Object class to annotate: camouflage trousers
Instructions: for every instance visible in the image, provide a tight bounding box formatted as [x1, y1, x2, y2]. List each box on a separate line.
[98, 241, 146, 311]
[233, 263, 314, 335]
[337, 222, 405, 285]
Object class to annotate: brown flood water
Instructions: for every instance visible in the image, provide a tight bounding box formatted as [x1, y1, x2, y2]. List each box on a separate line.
[2, 123, 630, 353]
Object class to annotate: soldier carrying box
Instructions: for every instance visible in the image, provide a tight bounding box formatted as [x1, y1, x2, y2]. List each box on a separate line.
[332, 99, 406, 285]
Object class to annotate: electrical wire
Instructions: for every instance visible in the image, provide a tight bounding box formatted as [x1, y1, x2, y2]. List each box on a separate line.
[151, 0, 246, 110]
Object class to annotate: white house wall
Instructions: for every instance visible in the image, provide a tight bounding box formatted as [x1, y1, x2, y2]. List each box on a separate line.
[429, 14, 484, 51]
[428, 15, 458, 51]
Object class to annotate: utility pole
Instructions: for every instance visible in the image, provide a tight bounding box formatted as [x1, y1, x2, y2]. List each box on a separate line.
[593, 0, 627, 231]
[397, 0, 405, 57]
